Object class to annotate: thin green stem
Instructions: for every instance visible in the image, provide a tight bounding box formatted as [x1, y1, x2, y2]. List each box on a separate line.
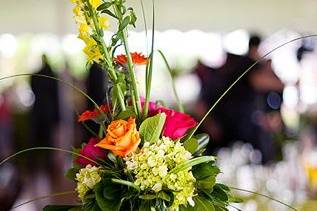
[12, 191, 76, 210]
[112, 3, 142, 118]
[230, 186, 298, 211]
[139, 0, 148, 54]
[0, 147, 102, 167]
[86, 0, 126, 111]
[143, 0, 155, 119]
[157, 49, 184, 112]
[185, 34, 317, 141]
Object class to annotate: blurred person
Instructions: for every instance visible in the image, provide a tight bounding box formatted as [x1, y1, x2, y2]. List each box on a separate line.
[0, 88, 22, 210]
[30, 54, 60, 170]
[0, 88, 14, 159]
[194, 34, 284, 163]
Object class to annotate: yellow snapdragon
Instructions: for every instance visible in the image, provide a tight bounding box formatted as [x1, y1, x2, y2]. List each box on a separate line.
[125, 137, 196, 209]
[70, 0, 109, 63]
[89, 0, 102, 9]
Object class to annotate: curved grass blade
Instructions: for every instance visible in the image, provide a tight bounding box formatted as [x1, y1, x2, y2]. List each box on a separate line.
[0, 147, 102, 167]
[111, 178, 141, 192]
[12, 190, 76, 210]
[0, 73, 102, 113]
[229, 186, 298, 211]
[139, 0, 148, 54]
[157, 49, 184, 112]
[170, 156, 215, 174]
[143, 0, 155, 118]
[186, 34, 317, 141]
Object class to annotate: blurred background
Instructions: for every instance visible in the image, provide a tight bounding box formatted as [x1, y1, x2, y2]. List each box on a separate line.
[1, 0, 317, 210]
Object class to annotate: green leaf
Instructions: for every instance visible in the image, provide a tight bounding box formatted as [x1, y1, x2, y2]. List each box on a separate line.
[192, 162, 220, 191]
[97, 2, 113, 11]
[101, 9, 118, 19]
[179, 196, 215, 211]
[120, 16, 130, 31]
[211, 184, 229, 202]
[139, 113, 166, 143]
[116, 108, 135, 120]
[183, 138, 199, 154]
[197, 176, 216, 191]
[170, 156, 216, 174]
[94, 183, 122, 211]
[192, 162, 220, 180]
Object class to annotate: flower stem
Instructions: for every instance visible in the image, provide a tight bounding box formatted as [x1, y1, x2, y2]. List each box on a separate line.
[112, 3, 142, 119]
[86, 0, 126, 111]
[142, 0, 155, 119]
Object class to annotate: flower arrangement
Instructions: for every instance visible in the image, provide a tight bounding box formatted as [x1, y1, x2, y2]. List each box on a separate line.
[1, 0, 311, 211]
[43, 0, 236, 210]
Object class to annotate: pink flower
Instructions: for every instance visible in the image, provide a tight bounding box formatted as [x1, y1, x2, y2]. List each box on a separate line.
[75, 138, 107, 166]
[156, 107, 197, 140]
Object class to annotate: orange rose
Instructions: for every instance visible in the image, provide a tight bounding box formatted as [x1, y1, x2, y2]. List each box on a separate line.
[96, 117, 140, 157]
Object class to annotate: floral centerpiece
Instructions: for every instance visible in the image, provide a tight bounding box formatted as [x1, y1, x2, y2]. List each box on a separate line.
[0, 0, 310, 211]
[42, 0, 236, 210]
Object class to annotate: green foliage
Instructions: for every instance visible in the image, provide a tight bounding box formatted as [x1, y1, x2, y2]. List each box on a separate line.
[170, 156, 215, 174]
[94, 182, 122, 211]
[116, 107, 136, 120]
[179, 196, 215, 211]
[183, 138, 199, 154]
[139, 113, 166, 143]
[192, 162, 220, 192]
[183, 133, 209, 155]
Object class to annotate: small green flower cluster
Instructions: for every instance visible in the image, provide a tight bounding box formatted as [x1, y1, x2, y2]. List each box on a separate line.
[76, 164, 101, 201]
[125, 137, 196, 208]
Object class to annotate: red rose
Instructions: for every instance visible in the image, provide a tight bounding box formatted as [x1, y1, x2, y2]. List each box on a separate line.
[156, 107, 197, 140]
[75, 138, 107, 166]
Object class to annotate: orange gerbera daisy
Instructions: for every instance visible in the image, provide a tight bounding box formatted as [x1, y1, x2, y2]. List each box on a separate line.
[78, 104, 110, 122]
[114, 52, 148, 66]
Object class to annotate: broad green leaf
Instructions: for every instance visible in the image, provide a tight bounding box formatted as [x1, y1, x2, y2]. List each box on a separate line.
[196, 175, 216, 191]
[116, 108, 135, 120]
[192, 162, 220, 180]
[101, 9, 118, 19]
[97, 2, 113, 11]
[139, 113, 166, 143]
[183, 138, 199, 154]
[211, 184, 229, 202]
[94, 183, 122, 211]
[170, 156, 216, 174]
[179, 196, 215, 211]
[120, 16, 130, 31]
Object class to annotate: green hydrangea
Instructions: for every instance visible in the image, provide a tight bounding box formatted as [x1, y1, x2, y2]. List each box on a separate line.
[75, 164, 101, 201]
[125, 137, 196, 209]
